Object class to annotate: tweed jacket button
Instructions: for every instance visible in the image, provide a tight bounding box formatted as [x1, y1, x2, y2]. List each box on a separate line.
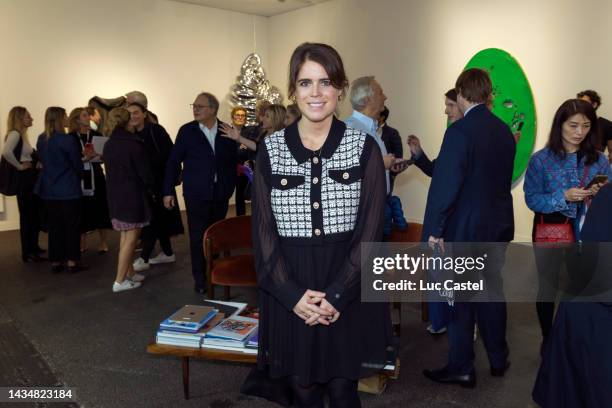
[280, 178, 287, 186]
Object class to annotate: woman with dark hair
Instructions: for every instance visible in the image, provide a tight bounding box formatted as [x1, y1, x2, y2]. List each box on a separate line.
[532, 182, 612, 408]
[127, 102, 183, 272]
[524, 98, 611, 350]
[103, 107, 153, 292]
[2, 106, 45, 262]
[35, 107, 85, 273]
[67, 107, 111, 253]
[244, 42, 391, 407]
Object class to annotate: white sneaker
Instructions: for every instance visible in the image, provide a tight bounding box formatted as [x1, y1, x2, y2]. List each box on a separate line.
[149, 252, 176, 265]
[112, 280, 141, 293]
[426, 324, 447, 334]
[133, 257, 150, 272]
[130, 273, 146, 282]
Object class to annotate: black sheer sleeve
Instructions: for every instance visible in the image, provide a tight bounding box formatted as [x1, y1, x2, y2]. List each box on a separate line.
[252, 141, 305, 311]
[325, 137, 386, 312]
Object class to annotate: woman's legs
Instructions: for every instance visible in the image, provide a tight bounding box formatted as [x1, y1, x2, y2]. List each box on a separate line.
[116, 228, 141, 283]
[66, 200, 82, 267]
[290, 376, 324, 408]
[98, 229, 109, 252]
[327, 378, 360, 408]
[46, 200, 65, 266]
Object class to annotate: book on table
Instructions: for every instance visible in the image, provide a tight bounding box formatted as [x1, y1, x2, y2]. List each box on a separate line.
[159, 305, 218, 333]
[156, 314, 224, 347]
[201, 300, 248, 317]
[205, 315, 258, 342]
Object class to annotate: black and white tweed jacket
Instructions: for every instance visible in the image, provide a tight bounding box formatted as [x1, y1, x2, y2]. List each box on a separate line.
[263, 117, 370, 240]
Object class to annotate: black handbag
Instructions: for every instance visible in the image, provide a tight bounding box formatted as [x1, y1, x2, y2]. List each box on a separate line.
[0, 138, 23, 196]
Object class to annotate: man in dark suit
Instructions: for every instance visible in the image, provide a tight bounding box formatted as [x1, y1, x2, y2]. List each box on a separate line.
[163, 92, 241, 293]
[422, 69, 515, 387]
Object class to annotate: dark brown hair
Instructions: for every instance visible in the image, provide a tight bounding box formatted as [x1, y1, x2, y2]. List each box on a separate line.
[288, 42, 348, 99]
[455, 68, 492, 104]
[576, 89, 601, 110]
[547, 99, 599, 165]
[445, 88, 458, 102]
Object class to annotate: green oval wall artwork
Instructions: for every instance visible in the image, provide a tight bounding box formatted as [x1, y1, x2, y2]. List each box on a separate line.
[464, 48, 536, 183]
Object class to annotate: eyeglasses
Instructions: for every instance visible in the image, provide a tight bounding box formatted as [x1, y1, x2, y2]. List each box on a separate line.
[190, 104, 211, 110]
[233, 113, 246, 118]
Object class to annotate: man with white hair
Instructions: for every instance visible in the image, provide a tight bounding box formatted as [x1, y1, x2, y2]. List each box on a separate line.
[344, 76, 395, 195]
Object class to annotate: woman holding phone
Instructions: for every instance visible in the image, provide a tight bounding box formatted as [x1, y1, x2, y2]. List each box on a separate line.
[524, 98, 611, 352]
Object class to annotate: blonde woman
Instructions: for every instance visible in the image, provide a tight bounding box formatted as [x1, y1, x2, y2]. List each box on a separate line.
[68, 107, 111, 253]
[2, 107, 44, 262]
[35, 107, 85, 273]
[103, 108, 153, 292]
[261, 104, 287, 137]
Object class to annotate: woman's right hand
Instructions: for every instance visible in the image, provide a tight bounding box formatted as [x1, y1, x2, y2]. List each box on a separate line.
[564, 187, 591, 202]
[293, 289, 331, 326]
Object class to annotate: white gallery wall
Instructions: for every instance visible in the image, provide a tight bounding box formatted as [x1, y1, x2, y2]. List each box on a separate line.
[2, 0, 612, 241]
[0, 0, 268, 230]
[266, 0, 612, 241]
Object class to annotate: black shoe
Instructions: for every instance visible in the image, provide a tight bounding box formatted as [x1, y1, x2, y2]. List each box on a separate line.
[51, 264, 64, 274]
[423, 367, 476, 388]
[67, 264, 89, 273]
[194, 286, 206, 294]
[490, 361, 510, 377]
[35, 247, 46, 254]
[23, 254, 48, 263]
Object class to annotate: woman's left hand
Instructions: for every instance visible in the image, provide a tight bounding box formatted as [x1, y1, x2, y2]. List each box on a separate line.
[589, 182, 607, 196]
[315, 298, 340, 325]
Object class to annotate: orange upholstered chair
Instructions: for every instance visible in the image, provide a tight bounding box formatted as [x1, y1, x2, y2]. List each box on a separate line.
[387, 222, 423, 243]
[387, 222, 428, 322]
[204, 215, 257, 300]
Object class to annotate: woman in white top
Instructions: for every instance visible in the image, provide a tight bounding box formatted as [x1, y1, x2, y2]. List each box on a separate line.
[2, 106, 45, 262]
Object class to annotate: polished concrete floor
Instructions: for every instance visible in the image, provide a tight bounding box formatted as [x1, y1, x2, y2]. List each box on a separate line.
[0, 211, 542, 408]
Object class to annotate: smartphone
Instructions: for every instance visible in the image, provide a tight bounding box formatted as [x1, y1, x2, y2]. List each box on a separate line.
[587, 174, 609, 188]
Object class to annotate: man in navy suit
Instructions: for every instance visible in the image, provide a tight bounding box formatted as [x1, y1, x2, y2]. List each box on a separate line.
[163, 92, 241, 293]
[422, 69, 515, 387]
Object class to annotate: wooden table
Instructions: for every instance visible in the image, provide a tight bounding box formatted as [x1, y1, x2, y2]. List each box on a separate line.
[147, 343, 256, 399]
[147, 343, 399, 399]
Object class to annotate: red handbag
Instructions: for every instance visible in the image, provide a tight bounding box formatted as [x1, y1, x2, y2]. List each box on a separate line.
[534, 215, 575, 243]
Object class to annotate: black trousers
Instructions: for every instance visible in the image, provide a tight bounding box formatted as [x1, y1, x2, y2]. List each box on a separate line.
[185, 197, 228, 289]
[16, 168, 41, 257]
[140, 225, 173, 262]
[447, 243, 509, 374]
[46, 199, 81, 263]
[235, 174, 249, 216]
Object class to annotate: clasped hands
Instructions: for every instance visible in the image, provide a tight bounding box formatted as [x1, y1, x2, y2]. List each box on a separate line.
[293, 289, 340, 326]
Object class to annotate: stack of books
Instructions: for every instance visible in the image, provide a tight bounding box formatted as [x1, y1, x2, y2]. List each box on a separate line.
[155, 300, 258, 352]
[201, 315, 258, 354]
[156, 304, 221, 348]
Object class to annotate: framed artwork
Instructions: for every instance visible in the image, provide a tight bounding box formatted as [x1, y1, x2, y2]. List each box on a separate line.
[464, 48, 536, 183]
